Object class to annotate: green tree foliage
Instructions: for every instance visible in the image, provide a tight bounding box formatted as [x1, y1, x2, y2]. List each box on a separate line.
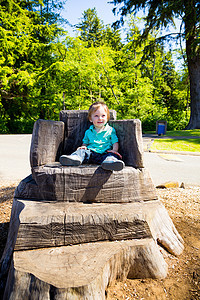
[104, 25, 122, 50]
[112, 17, 188, 130]
[0, 2, 190, 133]
[76, 8, 123, 50]
[76, 8, 105, 47]
[37, 0, 66, 25]
[111, 0, 200, 129]
[0, 0, 64, 132]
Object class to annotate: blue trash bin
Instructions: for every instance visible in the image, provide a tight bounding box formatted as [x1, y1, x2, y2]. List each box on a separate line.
[157, 124, 165, 135]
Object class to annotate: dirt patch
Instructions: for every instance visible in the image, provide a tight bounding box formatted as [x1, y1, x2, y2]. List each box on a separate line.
[107, 187, 200, 300]
[0, 184, 15, 260]
[0, 183, 199, 299]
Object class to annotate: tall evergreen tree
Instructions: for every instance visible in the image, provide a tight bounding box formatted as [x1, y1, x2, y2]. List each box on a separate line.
[76, 8, 122, 50]
[76, 8, 105, 47]
[111, 0, 200, 129]
[38, 0, 66, 25]
[104, 24, 122, 50]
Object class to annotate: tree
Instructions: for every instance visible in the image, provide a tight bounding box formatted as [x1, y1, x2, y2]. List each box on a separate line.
[0, 0, 64, 132]
[104, 24, 123, 50]
[76, 8, 105, 47]
[111, 0, 200, 129]
[19, 0, 66, 25]
[76, 8, 122, 50]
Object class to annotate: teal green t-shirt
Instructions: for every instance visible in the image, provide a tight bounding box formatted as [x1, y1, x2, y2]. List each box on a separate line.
[82, 124, 118, 154]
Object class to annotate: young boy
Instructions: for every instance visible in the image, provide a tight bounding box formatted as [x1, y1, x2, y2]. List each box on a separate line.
[59, 101, 124, 171]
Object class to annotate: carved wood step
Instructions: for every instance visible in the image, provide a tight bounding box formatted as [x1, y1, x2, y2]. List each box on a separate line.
[13, 199, 152, 250]
[15, 166, 157, 202]
[4, 239, 168, 300]
[1, 198, 183, 256]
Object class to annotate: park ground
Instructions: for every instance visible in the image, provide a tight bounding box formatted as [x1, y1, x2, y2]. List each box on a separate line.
[0, 181, 199, 300]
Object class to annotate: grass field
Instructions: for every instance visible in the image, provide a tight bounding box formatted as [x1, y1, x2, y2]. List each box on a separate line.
[151, 138, 200, 152]
[148, 129, 200, 152]
[164, 129, 200, 137]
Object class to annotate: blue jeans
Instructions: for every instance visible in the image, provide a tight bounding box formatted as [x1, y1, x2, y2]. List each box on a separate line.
[87, 150, 122, 165]
[72, 149, 122, 165]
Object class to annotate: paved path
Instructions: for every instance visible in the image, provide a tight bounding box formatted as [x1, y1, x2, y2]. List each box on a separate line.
[143, 134, 200, 186]
[143, 152, 200, 187]
[0, 135, 32, 184]
[0, 134, 199, 187]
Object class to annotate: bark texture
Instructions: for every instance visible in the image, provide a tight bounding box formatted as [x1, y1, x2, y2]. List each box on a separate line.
[15, 166, 157, 202]
[184, 0, 200, 129]
[4, 239, 168, 300]
[0, 111, 184, 299]
[185, 55, 200, 129]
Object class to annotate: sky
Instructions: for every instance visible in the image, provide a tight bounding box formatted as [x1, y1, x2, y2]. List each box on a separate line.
[61, 0, 183, 69]
[61, 0, 181, 43]
[61, 0, 126, 38]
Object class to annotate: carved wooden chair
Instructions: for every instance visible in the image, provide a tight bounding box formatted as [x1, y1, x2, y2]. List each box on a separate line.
[2, 110, 183, 300]
[15, 110, 157, 202]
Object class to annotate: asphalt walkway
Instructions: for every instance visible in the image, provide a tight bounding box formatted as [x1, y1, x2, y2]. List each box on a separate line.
[0, 134, 199, 187]
[0, 135, 32, 183]
[142, 134, 200, 186]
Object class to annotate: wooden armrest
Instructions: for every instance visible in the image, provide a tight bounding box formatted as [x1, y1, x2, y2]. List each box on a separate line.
[30, 119, 64, 168]
[109, 119, 144, 168]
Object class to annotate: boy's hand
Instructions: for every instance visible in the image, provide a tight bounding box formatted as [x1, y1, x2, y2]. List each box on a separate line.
[107, 150, 122, 160]
[77, 146, 87, 150]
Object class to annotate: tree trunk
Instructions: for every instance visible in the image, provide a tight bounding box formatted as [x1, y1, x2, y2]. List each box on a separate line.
[3, 239, 168, 300]
[1, 197, 184, 300]
[184, 0, 200, 129]
[185, 54, 200, 129]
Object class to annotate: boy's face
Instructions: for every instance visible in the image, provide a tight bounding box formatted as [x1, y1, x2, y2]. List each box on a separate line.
[89, 106, 108, 129]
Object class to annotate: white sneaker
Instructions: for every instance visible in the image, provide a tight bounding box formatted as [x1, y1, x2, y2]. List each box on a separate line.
[59, 155, 81, 166]
[101, 156, 124, 171]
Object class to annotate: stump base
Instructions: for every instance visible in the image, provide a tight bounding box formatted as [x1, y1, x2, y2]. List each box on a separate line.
[4, 239, 168, 300]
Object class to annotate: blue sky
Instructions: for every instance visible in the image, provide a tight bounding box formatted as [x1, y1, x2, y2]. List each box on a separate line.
[61, 0, 183, 69]
[61, 1, 181, 43]
[62, 0, 124, 37]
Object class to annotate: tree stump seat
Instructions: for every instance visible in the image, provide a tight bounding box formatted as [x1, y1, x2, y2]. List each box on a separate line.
[0, 110, 184, 299]
[2, 197, 184, 299]
[7, 197, 183, 255]
[4, 239, 168, 300]
[15, 165, 157, 202]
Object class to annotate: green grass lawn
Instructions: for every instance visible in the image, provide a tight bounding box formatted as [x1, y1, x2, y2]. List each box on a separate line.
[165, 129, 200, 137]
[148, 129, 200, 152]
[144, 129, 200, 137]
[151, 138, 200, 152]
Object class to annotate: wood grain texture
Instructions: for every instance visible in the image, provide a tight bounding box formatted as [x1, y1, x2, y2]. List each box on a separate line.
[144, 201, 184, 256]
[1, 199, 184, 299]
[0, 198, 184, 256]
[109, 119, 144, 168]
[4, 239, 168, 300]
[13, 199, 152, 250]
[30, 119, 64, 168]
[16, 166, 157, 202]
[14, 174, 39, 199]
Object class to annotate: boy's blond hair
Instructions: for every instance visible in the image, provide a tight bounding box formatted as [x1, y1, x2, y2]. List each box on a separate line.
[88, 101, 110, 121]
